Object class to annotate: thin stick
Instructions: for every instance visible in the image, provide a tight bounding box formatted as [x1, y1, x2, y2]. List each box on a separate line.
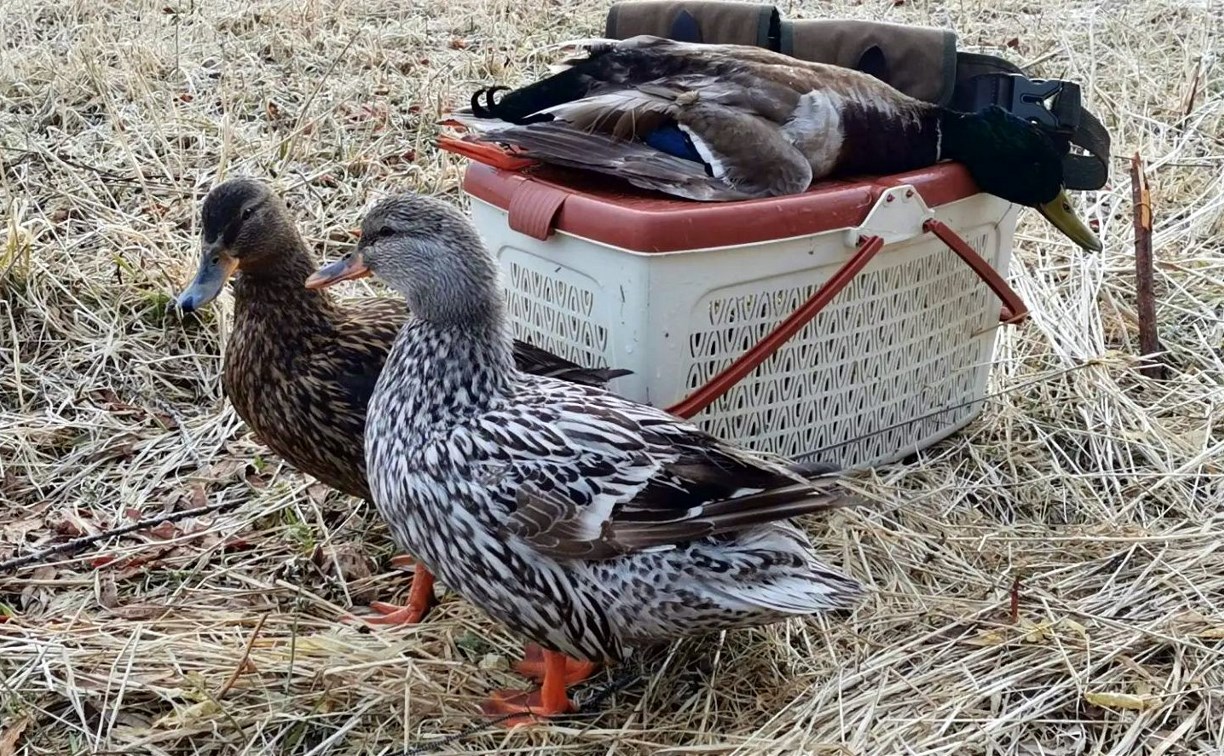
[1129, 153, 1166, 380]
[0, 494, 240, 575]
[216, 614, 268, 699]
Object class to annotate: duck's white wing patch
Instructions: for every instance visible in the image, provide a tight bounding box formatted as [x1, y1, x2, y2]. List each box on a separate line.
[675, 123, 727, 180]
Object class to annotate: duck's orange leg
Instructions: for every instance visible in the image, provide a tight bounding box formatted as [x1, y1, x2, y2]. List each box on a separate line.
[513, 643, 599, 686]
[364, 564, 438, 625]
[481, 648, 581, 727]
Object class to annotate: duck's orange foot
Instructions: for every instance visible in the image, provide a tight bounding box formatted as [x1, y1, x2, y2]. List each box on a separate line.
[480, 688, 574, 728]
[480, 647, 583, 727]
[513, 644, 599, 685]
[354, 567, 438, 626]
[388, 554, 417, 569]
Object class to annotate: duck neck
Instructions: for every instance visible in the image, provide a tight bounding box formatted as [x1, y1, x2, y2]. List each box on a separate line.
[388, 312, 517, 430]
[936, 109, 998, 168]
[231, 238, 334, 318]
[834, 100, 945, 176]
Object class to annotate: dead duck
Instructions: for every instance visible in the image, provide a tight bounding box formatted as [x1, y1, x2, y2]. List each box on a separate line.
[176, 177, 630, 624]
[442, 35, 1102, 252]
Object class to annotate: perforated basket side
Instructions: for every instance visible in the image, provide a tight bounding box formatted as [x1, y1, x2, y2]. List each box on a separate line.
[685, 229, 1003, 468]
[501, 256, 614, 370]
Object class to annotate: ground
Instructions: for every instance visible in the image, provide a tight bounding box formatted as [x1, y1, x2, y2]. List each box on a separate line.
[1, 0, 1222, 754]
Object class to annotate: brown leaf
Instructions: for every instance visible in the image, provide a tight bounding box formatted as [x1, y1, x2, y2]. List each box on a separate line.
[266, 99, 281, 120]
[125, 508, 143, 521]
[188, 483, 207, 509]
[449, 38, 468, 49]
[91, 554, 121, 569]
[151, 410, 180, 430]
[202, 458, 245, 483]
[97, 573, 119, 609]
[108, 604, 169, 621]
[244, 467, 269, 489]
[51, 513, 88, 538]
[0, 716, 31, 756]
[148, 522, 177, 540]
[1006, 37, 1021, 49]
[1, 516, 45, 541]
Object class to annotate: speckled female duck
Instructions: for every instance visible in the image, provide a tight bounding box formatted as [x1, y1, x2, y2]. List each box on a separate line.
[177, 178, 629, 625]
[444, 34, 1101, 251]
[306, 192, 865, 723]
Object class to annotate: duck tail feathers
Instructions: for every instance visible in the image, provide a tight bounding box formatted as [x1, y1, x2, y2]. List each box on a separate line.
[713, 525, 865, 614]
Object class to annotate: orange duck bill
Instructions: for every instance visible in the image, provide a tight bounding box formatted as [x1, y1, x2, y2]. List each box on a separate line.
[305, 250, 370, 290]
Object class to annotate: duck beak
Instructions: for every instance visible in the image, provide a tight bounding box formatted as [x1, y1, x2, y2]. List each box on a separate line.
[177, 243, 239, 312]
[1036, 189, 1103, 252]
[305, 249, 370, 290]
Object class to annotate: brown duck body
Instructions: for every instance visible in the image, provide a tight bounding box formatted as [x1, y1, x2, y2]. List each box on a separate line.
[223, 258, 392, 501]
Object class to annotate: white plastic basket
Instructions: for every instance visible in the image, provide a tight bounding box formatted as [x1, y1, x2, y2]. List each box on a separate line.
[461, 162, 1023, 470]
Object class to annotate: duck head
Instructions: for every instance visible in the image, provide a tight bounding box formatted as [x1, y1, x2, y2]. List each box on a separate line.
[177, 178, 299, 312]
[305, 193, 502, 328]
[941, 106, 1102, 252]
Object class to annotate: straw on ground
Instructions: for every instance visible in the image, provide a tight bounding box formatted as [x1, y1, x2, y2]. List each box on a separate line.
[1, 0, 1222, 754]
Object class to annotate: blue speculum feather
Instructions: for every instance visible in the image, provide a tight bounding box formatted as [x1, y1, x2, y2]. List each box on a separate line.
[643, 124, 703, 163]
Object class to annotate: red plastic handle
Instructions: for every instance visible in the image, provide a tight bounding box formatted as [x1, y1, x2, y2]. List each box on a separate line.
[665, 222, 1030, 420]
[667, 234, 886, 419]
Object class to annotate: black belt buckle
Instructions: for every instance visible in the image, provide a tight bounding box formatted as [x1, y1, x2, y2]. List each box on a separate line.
[1003, 74, 1081, 135]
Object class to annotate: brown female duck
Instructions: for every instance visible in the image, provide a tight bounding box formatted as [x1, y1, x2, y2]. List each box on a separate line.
[177, 177, 630, 623]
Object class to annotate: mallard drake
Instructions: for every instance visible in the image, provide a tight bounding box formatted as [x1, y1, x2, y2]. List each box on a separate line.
[442, 35, 1102, 252]
[306, 192, 864, 724]
[177, 178, 630, 624]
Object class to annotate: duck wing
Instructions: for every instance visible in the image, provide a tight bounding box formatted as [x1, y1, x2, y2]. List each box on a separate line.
[476, 381, 854, 561]
[512, 339, 633, 386]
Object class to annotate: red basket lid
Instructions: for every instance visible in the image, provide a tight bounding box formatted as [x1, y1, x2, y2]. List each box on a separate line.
[461, 161, 983, 253]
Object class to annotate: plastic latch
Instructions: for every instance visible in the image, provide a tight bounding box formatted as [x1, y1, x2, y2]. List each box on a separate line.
[845, 185, 935, 247]
[508, 181, 570, 241]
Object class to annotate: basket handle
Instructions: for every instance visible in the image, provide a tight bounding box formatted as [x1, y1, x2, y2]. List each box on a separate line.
[924, 218, 1029, 324]
[667, 234, 886, 419]
[666, 222, 1028, 419]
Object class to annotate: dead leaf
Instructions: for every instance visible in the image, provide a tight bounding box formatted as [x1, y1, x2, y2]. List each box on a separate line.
[1, 517, 45, 541]
[188, 483, 207, 509]
[966, 629, 1007, 646]
[325, 543, 376, 602]
[97, 572, 119, 609]
[0, 716, 31, 756]
[203, 458, 245, 482]
[1084, 691, 1157, 710]
[153, 699, 220, 728]
[108, 603, 169, 621]
[148, 522, 177, 540]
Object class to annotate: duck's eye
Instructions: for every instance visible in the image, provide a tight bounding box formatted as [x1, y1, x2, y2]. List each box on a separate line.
[377, 226, 395, 239]
[241, 207, 255, 220]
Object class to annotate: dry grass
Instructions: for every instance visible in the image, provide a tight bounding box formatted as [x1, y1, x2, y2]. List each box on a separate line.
[1, 0, 1222, 753]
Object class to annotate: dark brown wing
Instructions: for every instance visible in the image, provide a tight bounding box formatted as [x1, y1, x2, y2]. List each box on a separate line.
[510, 339, 633, 385]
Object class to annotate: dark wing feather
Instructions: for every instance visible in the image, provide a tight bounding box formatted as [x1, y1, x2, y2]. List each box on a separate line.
[485, 383, 856, 561]
[511, 339, 633, 386]
[453, 124, 755, 202]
